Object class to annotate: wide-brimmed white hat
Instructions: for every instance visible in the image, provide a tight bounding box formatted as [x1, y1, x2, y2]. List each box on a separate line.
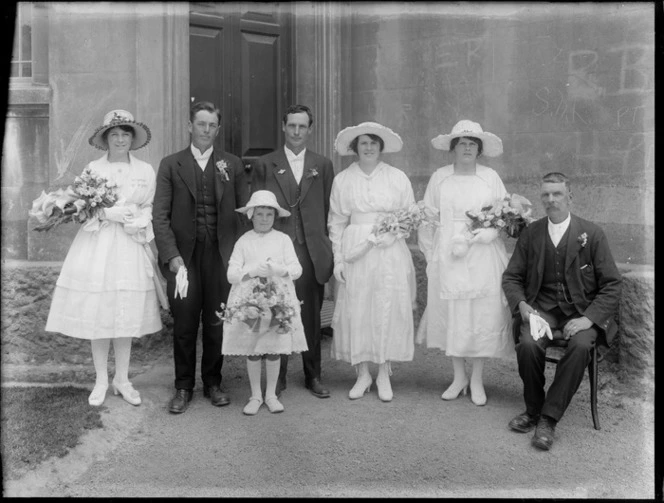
[236, 190, 291, 219]
[88, 109, 152, 151]
[334, 121, 403, 156]
[431, 120, 503, 157]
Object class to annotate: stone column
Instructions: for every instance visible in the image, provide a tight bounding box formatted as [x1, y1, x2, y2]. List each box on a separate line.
[292, 2, 351, 170]
[136, 3, 190, 168]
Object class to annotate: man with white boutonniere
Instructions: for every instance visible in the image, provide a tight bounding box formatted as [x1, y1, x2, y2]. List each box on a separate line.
[502, 172, 621, 451]
[153, 101, 249, 414]
[251, 104, 335, 399]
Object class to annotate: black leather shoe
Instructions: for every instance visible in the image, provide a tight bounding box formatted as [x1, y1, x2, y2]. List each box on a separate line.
[203, 384, 230, 407]
[305, 378, 330, 398]
[169, 389, 193, 414]
[532, 415, 557, 451]
[509, 411, 540, 433]
[275, 377, 287, 398]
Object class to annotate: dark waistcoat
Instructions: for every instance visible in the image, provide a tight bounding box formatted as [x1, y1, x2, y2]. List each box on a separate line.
[194, 161, 218, 242]
[535, 228, 577, 316]
[280, 168, 305, 245]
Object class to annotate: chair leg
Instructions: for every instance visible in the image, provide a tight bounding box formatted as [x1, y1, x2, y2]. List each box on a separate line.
[589, 345, 600, 430]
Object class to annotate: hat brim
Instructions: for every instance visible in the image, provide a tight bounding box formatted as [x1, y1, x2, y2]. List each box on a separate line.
[431, 131, 503, 157]
[235, 205, 291, 218]
[334, 123, 403, 156]
[88, 121, 152, 151]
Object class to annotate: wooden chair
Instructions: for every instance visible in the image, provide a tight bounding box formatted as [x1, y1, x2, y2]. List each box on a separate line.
[545, 331, 601, 430]
[513, 319, 601, 430]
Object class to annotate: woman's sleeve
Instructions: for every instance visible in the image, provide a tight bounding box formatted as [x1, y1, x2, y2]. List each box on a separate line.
[226, 238, 246, 284]
[417, 174, 439, 262]
[133, 164, 157, 226]
[123, 163, 157, 242]
[494, 170, 508, 200]
[282, 235, 303, 280]
[399, 170, 416, 208]
[327, 176, 350, 267]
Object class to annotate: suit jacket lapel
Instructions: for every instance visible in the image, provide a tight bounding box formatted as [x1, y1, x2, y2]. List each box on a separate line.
[176, 149, 196, 200]
[299, 151, 316, 201]
[535, 221, 547, 282]
[212, 151, 225, 205]
[272, 148, 293, 201]
[565, 214, 583, 272]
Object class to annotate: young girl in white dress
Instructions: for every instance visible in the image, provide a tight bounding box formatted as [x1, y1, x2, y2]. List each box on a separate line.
[221, 190, 307, 415]
[45, 109, 165, 407]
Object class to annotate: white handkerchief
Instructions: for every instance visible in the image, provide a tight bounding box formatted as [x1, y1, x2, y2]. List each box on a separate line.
[529, 313, 553, 341]
[175, 266, 189, 299]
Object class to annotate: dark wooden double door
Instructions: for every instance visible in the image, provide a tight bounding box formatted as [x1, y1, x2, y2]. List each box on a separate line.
[189, 4, 292, 169]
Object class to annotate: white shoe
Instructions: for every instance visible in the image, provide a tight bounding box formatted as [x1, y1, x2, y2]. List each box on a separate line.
[441, 379, 469, 401]
[376, 363, 393, 402]
[243, 397, 263, 415]
[349, 362, 372, 400]
[470, 382, 487, 406]
[88, 383, 108, 406]
[112, 380, 141, 406]
[265, 396, 284, 413]
[349, 374, 372, 400]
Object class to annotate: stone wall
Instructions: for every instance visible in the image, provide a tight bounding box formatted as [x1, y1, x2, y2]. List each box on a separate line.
[0, 261, 173, 373]
[1, 255, 653, 380]
[342, 3, 654, 265]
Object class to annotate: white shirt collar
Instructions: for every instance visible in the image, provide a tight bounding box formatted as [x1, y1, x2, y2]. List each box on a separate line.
[284, 146, 306, 161]
[191, 144, 214, 160]
[548, 213, 571, 229]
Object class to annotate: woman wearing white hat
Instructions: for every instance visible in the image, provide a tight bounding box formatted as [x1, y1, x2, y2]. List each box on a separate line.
[45, 109, 163, 407]
[221, 190, 308, 415]
[328, 122, 417, 402]
[417, 120, 513, 406]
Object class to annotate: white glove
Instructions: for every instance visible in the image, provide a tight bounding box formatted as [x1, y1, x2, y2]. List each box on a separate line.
[266, 261, 288, 277]
[369, 232, 397, 248]
[103, 206, 132, 223]
[174, 266, 189, 299]
[333, 262, 346, 284]
[529, 313, 553, 341]
[469, 227, 499, 245]
[248, 262, 270, 278]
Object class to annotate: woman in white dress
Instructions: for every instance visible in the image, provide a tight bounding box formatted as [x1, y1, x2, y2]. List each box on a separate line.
[417, 120, 513, 406]
[328, 122, 417, 402]
[221, 190, 308, 415]
[46, 110, 164, 407]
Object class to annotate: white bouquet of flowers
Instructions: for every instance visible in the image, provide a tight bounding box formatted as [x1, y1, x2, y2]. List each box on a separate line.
[216, 277, 298, 334]
[344, 201, 438, 263]
[29, 167, 119, 232]
[465, 193, 534, 239]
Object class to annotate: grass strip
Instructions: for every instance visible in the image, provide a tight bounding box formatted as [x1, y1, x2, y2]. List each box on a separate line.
[1, 386, 104, 480]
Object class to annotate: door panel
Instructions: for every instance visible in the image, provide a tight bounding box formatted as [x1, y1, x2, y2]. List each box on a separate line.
[189, 13, 228, 153]
[189, 5, 291, 165]
[239, 30, 280, 159]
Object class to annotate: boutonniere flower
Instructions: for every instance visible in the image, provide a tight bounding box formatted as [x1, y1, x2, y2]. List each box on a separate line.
[216, 160, 230, 182]
[306, 167, 319, 179]
[577, 232, 588, 248]
[277, 169, 286, 175]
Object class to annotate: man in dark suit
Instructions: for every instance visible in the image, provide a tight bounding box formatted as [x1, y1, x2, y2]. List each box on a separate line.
[502, 172, 621, 450]
[251, 104, 335, 398]
[153, 101, 249, 414]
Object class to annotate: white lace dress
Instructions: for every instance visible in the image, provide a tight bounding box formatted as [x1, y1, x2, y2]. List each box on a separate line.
[45, 154, 163, 340]
[221, 229, 308, 356]
[328, 161, 416, 365]
[416, 164, 513, 358]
